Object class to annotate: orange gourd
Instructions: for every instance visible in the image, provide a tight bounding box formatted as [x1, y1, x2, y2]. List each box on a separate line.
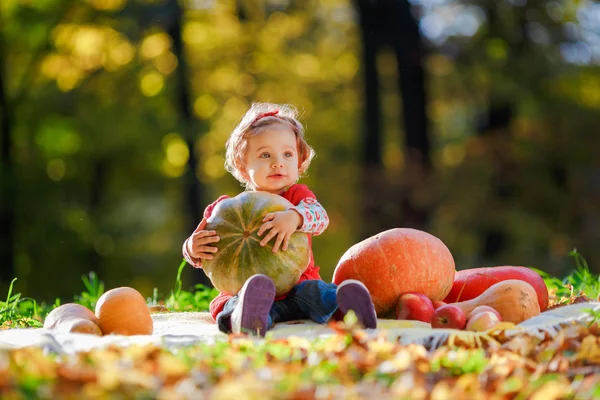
[332, 228, 456, 317]
[95, 287, 153, 335]
[451, 280, 540, 324]
[44, 303, 102, 336]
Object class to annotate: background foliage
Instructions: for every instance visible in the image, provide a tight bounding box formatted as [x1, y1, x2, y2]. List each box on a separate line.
[1, 0, 599, 302]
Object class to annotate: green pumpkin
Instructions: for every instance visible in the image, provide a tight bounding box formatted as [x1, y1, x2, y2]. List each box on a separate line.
[202, 191, 310, 296]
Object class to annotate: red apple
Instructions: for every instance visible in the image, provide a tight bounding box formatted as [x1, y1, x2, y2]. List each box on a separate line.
[467, 305, 501, 321]
[466, 311, 501, 332]
[431, 304, 467, 329]
[432, 300, 447, 310]
[395, 292, 435, 323]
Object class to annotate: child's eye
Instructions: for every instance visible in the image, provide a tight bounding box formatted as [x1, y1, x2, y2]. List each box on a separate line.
[260, 152, 270, 159]
[284, 152, 294, 157]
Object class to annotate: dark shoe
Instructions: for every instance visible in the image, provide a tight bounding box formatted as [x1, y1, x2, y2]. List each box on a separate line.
[336, 279, 378, 329]
[231, 274, 276, 336]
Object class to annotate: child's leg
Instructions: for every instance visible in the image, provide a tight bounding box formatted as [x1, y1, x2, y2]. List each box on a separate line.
[216, 296, 238, 334]
[336, 280, 377, 329]
[216, 274, 276, 337]
[271, 280, 338, 324]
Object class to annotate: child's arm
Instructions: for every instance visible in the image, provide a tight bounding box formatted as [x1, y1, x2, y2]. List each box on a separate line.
[182, 224, 204, 267]
[183, 217, 219, 267]
[182, 195, 229, 268]
[258, 185, 330, 252]
[292, 197, 329, 236]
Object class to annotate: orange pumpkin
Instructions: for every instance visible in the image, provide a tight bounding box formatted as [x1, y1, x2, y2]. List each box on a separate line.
[332, 228, 456, 317]
[95, 287, 153, 335]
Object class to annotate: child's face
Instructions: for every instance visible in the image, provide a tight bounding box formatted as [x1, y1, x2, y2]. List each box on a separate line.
[243, 126, 300, 194]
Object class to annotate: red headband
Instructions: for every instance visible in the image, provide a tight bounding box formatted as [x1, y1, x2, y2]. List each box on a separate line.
[252, 110, 279, 124]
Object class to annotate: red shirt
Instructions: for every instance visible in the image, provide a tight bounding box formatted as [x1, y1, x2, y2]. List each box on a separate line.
[198, 184, 323, 320]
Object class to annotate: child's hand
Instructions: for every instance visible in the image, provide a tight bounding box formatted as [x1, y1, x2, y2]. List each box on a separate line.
[187, 217, 220, 260]
[257, 210, 302, 252]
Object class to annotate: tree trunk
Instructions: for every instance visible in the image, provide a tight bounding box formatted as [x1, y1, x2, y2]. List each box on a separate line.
[477, 102, 514, 261]
[166, 0, 211, 287]
[390, 0, 431, 230]
[475, 3, 518, 262]
[355, 0, 386, 239]
[0, 36, 15, 284]
[88, 159, 107, 275]
[354, 0, 432, 238]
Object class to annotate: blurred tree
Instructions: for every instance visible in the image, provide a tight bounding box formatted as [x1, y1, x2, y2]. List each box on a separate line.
[355, 0, 431, 238]
[427, 0, 600, 272]
[163, 0, 211, 287]
[473, 2, 519, 262]
[0, 0, 71, 286]
[0, 38, 15, 284]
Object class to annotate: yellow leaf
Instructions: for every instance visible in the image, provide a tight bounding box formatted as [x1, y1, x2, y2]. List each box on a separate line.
[577, 335, 600, 363]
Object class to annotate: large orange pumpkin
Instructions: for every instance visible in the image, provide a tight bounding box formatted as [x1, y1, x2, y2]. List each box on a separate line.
[332, 228, 456, 317]
[202, 191, 311, 297]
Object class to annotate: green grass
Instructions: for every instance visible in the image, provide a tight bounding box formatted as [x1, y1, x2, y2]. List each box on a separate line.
[531, 249, 600, 303]
[0, 278, 45, 329]
[1, 251, 599, 329]
[73, 271, 105, 310]
[164, 259, 219, 312]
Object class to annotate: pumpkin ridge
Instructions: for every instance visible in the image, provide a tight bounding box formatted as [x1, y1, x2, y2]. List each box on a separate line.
[216, 231, 242, 240]
[216, 218, 244, 234]
[237, 240, 250, 285]
[247, 240, 261, 280]
[216, 237, 244, 265]
[231, 237, 246, 259]
[247, 236, 262, 245]
[250, 196, 268, 227]
[247, 194, 271, 231]
[231, 201, 248, 232]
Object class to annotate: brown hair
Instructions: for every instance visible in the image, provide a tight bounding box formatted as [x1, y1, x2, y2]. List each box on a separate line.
[224, 102, 315, 188]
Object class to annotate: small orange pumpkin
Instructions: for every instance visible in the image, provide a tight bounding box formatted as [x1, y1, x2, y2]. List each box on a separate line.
[95, 287, 153, 335]
[333, 228, 456, 317]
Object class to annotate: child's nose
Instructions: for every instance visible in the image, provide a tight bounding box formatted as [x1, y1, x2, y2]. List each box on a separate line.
[271, 157, 284, 168]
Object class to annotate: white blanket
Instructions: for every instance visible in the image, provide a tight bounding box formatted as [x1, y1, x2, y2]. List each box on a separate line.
[0, 302, 597, 354]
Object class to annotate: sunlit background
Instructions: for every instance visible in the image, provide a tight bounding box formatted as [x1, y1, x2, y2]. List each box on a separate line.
[2, 0, 600, 301]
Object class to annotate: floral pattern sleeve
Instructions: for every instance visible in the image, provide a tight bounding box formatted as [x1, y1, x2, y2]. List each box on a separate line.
[292, 198, 329, 236]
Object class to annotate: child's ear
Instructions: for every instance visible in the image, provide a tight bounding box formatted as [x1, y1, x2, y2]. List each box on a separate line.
[237, 163, 249, 179]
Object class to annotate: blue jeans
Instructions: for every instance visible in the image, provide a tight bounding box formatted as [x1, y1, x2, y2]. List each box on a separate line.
[216, 280, 338, 334]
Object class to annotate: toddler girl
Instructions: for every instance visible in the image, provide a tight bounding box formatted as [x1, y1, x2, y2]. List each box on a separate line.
[183, 102, 377, 336]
